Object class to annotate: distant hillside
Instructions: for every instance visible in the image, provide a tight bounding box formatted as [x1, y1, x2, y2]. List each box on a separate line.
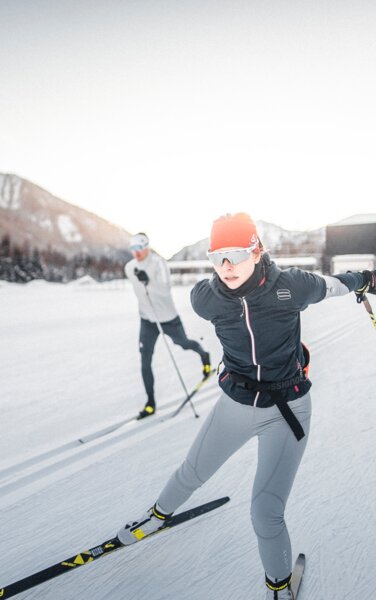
[170, 219, 325, 260]
[0, 173, 132, 259]
[0, 173, 132, 282]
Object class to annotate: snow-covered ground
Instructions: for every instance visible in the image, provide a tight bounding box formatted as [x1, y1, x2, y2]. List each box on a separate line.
[1, 279, 375, 599]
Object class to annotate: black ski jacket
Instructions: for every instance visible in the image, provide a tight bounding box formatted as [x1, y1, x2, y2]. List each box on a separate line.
[191, 255, 327, 407]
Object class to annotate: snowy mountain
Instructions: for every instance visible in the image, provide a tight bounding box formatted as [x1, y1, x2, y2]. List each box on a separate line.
[0, 173, 132, 260]
[170, 220, 325, 260]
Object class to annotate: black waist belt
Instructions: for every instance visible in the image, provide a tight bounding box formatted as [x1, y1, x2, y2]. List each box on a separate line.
[229, 372, 305, 441]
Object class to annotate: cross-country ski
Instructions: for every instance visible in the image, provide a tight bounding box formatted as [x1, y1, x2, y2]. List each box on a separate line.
[290, 554, 305, 599]
[0, 497, 229, 598]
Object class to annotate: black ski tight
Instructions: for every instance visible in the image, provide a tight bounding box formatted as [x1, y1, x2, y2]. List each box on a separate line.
[139, 316, 206, 403]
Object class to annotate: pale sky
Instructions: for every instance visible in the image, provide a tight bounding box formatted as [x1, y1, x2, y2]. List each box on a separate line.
[1, 0, 376, 257]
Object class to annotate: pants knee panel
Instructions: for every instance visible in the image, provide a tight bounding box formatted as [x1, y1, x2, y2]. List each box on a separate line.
[251, 492, 286, 539]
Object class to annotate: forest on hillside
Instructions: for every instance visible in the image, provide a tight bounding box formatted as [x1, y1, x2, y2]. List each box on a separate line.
[0, 234, 127, 283]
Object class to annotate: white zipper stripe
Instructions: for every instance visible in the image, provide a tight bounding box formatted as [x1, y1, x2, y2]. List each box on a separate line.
[242, 298, 260, 407]
[243, 299, 257, 364]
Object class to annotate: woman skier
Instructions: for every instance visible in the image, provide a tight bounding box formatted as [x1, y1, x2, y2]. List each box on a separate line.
[117, 213, 376, 599]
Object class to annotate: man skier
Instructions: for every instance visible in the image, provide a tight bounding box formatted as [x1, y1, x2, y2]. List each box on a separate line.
[125, 232, 211, 419]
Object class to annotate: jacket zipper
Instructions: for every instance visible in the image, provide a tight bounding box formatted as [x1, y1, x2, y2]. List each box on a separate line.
[241, 297, 261, 407]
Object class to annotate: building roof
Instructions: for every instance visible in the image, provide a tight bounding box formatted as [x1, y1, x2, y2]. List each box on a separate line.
[329, 214, 376, 226]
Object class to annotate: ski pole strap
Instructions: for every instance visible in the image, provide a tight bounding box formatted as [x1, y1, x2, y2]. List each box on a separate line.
[229, 372, 306, 441]
[362, 296, 376, 329]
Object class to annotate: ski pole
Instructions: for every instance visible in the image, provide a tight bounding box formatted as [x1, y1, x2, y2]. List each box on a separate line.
[167, 370, 214, 419]
[359, 294, 376, 329]
[136, 273, 199, 418]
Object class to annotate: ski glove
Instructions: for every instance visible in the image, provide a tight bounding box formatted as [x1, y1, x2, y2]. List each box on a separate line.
[134, 268, 149, 285]
[356, 270, 376, 303]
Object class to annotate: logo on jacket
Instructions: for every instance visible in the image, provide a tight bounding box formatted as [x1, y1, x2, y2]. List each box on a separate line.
[277, 289, 292, 300]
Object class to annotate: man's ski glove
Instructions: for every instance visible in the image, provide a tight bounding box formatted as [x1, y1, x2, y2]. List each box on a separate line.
[134, 268, 149, 285]
[356, 270, 376, 303]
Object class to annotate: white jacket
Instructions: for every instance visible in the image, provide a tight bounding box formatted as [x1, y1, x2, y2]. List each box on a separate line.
[125, 252, 178, 323]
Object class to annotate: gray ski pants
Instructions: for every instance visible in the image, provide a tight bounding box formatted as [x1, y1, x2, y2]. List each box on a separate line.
[157, 391, 311, 580]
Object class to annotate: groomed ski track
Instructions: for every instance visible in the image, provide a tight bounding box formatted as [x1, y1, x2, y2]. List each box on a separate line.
[1, 283, 375, 599]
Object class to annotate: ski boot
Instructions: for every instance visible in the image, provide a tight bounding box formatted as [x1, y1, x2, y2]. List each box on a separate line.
[265, 573, 294, 599]
[117, 502, 172, 545]
[201, 352, 211, 378]
[137, 401, 156, 420]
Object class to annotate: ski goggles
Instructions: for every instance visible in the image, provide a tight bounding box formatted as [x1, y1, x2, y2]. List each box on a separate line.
[130, 233, 149, 252]
[207, 243, 258, 267]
